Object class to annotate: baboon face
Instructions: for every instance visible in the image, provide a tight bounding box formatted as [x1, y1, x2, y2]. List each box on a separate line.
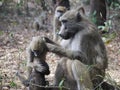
[58, 8, 84, 39]
[30, 36, 45, 57]
[55, 6, 67, 19]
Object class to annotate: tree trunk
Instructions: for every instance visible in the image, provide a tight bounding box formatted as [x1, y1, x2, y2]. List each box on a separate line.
[90, 0, 106, 26]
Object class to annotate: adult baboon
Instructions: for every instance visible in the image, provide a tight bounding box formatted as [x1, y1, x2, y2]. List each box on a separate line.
[44, 6, 108, 89]
[41, 37, 93, 90]
[53, 6, 68, 41]
[17, 36, 50, 90]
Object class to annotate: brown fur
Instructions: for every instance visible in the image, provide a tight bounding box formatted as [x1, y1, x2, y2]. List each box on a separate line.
[53, 6, 68, 42]
[45, 6, 108, 89]
[17, 36, 50, 90]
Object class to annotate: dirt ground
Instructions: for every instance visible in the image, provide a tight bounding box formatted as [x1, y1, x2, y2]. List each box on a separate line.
[0, 5, 120, 90]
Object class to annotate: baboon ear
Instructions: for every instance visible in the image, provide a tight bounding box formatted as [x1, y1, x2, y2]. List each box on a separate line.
[76, 6, 85, 22]
[77, 6, 85, 15]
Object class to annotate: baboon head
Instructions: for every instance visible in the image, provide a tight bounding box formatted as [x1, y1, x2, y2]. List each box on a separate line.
[55, 6, 67, 19]
[58, 7, 85, 39]
[30, 36, 46, 57]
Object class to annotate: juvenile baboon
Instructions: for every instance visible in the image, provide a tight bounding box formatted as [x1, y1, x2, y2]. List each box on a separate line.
[26, 36, 50, 77]
[52, 0, 70, 42]
[17, 36, 50, 90]
[32, 20, 40, 31]
[52, 0, 70, 10]
[53, 6, 68, 42]
[32, 11, 48, 31]
[44, 6, 108, 89]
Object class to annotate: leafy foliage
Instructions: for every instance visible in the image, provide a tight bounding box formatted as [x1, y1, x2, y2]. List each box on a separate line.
[10, 81, 17, 87]
[59, 78, 65, 87]
[90, 11, 97, 24]
[98, 20, 112, 33]
[107, 0, 120, 9]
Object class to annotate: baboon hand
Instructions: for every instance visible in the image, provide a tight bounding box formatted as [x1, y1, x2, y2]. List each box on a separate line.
[42, 36, 59, 46]
[34, 64, 50, 75]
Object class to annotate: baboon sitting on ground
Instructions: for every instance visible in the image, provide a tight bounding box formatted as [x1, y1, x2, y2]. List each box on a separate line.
[44, 6, 108, 90]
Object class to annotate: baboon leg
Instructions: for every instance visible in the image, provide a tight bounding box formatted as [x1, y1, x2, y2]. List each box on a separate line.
[53, 63, 64, 86]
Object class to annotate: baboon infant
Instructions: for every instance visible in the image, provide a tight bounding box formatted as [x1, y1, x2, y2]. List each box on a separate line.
[17, 36, 50, 90]
[26, 36, 50, 77]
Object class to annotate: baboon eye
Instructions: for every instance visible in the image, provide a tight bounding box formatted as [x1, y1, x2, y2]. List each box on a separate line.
[62, 20, 67, 23]
[57, 10, 63, 13]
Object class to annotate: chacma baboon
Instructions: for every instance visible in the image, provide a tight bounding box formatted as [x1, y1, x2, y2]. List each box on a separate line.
[37, 37, 93, 90]
[17, 36, 50, 90]
[52, 0, 70, 10]
[53, 6, 68, 42]
[32, 11, 48, 31]
[26, 36, 50, 77]
[44, 6, 108, 89]
[32, 20, 40, 31]
[52, 0, 70, 42]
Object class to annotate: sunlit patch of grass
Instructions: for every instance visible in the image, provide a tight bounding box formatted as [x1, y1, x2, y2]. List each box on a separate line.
[102, 32, 117, 44]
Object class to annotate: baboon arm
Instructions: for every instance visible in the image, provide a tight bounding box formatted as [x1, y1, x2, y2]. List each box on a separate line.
[44, 37, 87, 63]
[26, 47, 34, 63]
[34, 62, 50, 75]
[46, 43, 88, 63]
[26, 47, 34, 77]
[43, 37, 59, 46]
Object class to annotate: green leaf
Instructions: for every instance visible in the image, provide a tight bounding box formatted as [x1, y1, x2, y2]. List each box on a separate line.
[59, 78, 65, 87]
[102, 32, 117, 44]
[10, 81, 17, 87]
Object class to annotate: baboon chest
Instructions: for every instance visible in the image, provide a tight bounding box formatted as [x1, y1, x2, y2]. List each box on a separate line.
[60, 34, 82, 51]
